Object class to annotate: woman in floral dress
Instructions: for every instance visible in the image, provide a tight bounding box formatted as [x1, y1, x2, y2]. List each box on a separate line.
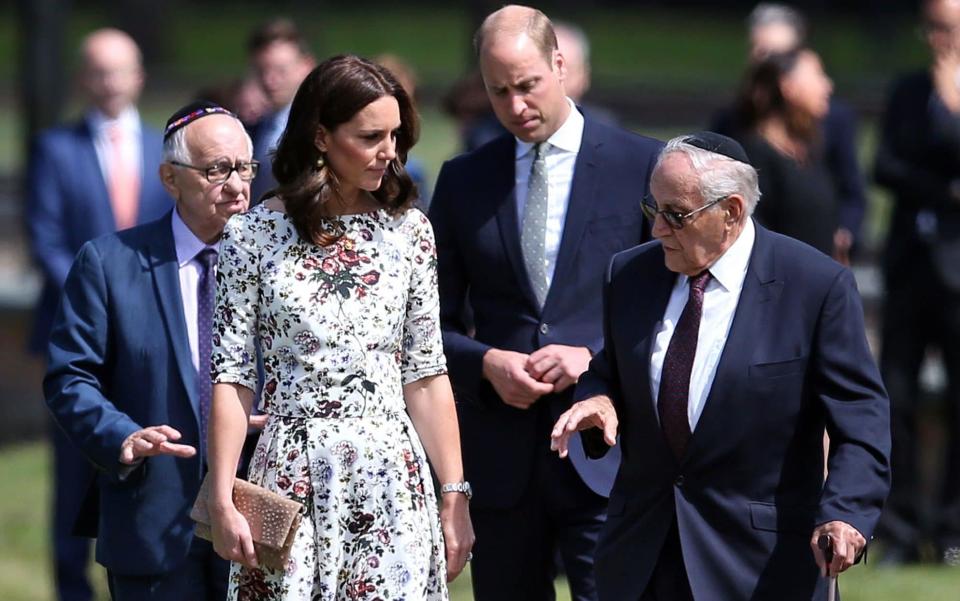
[205, 55, 474, 600]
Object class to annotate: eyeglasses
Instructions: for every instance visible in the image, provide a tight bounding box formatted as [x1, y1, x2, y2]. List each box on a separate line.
[170, 159, 259, 184]
[640, 195, 728, 230]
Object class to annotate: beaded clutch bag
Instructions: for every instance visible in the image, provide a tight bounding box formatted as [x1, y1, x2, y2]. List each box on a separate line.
[191, 475, 305, 571]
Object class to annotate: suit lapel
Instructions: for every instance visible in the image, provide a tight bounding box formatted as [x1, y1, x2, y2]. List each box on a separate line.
[631, 256, 678, 437]
[545, 117, 599, 310]
[145, 212, 200, 423]
[684, 223, 781, 463]
[493, 137, 541, 311]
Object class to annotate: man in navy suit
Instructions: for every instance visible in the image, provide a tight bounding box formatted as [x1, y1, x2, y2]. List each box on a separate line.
[246, 18, 315, 204]
[552, 133, 891, 601]
[25, 29, 170, 601]
[45, 102, 253, 600]
[429, 6, 662, 600]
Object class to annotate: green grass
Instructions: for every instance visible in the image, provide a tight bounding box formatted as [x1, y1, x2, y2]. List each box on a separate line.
[1, 442, 957, 600]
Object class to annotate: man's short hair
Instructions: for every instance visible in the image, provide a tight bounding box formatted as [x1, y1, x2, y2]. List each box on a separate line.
[247, 18, 311, 57]
[748, 3, 807, 41]
[473, 5, 558, 64]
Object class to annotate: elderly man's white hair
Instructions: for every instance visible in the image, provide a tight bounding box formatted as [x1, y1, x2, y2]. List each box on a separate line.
[654, 136, 762, 216]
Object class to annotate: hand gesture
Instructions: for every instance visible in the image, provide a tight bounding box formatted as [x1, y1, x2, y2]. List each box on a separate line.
[483, 349, 554, 409]
[525, 345, 592, 393]
[550, 395, 618, 458]
[119, 425, 196, 464]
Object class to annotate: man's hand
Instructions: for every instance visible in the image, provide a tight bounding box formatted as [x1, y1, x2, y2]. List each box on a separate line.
[525, 345, 592, 393]
[550, 396, 618, 458]
[810, 521, 866, 578]
[482, 349, 554, 409]
[119, 425, 196, 464]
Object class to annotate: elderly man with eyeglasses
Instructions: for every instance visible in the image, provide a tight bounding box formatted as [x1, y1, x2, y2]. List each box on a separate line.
[552, 132, 890, 601]
[44, 101, 255, 601]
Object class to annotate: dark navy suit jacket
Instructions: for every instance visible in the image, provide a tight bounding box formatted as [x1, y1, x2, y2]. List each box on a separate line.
[429, 115, 663, 509]
[26, 118, 171, 353]
[577, 223, 891, 601]
[45, 213, 208, 576]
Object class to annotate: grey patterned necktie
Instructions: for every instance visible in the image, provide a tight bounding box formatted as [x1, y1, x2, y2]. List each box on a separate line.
[522, 142, 549, 307]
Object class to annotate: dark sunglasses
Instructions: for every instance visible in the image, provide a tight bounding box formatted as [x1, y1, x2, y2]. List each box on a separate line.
[640, 195, 729, 230]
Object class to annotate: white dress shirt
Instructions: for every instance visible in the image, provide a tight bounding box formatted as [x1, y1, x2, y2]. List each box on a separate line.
[171, 208, 220, 372]
[514, 98, 584, 287]
[87, 106, 142, 188]
[649, 218, 756, 430]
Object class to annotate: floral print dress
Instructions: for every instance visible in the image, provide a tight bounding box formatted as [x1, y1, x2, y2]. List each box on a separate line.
[211, 204, 449, 601]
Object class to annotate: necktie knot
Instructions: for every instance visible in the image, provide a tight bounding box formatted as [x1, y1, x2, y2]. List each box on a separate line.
[689, 271, 711, 296]
[197, 248, 218, 272]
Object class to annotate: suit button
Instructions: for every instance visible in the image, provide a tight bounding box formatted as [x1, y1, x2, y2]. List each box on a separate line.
[675, 475, 685, 487]
[539, 323, 549, 335]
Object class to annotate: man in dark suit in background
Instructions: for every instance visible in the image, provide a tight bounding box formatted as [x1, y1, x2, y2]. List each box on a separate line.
[25, 28, 171, 601]
[711, 2, 867, 261]
[45, 102, 253, 600]
[246, 18, 315, 203]
[429, 5, 662, 600]
[553, 133, 890, 601]
[874, 0, 960, 565]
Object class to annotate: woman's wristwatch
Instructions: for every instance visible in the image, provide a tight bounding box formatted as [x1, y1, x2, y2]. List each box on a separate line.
[440, 481, 473, 501]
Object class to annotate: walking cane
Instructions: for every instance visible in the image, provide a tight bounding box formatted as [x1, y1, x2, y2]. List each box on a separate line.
[818, 534, 838, 601]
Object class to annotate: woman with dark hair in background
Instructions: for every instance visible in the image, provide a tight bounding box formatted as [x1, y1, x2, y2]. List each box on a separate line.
[734, 47, 854, 263]
[205, 54, 473, 600]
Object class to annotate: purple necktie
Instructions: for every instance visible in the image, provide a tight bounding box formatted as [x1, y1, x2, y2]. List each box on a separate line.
[196, 248, 218, 458]
[658, 270, 711, 460]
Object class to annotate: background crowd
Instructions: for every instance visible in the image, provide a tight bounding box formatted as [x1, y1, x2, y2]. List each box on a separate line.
[3, 0, 960, 600]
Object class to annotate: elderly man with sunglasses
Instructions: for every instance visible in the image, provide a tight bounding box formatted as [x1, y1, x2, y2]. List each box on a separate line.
[552, 132, 890, 601]
[44, 101, 255, 601]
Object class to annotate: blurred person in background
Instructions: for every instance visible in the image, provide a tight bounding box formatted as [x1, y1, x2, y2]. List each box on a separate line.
[247, 18, 315, 203]
[25, 28, 171, 601]
[430, 6, 662, 600]
[873, 0, 960, 565]
[712, 3, 866, 257]
[554, 21, 619, 126]
[375, 53, 432, 209]
[733, 47, 853, 262]
[195, 77, 271, 129]
[44, 101, 253, 600]
[442, 69, 508, 153]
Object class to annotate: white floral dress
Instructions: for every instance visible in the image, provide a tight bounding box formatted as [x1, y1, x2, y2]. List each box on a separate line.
[211, 204, 449, 601]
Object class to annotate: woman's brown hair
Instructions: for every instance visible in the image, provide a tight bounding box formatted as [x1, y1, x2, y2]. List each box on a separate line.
[735, 47, 820, 147]
[271, 54, 419, 245]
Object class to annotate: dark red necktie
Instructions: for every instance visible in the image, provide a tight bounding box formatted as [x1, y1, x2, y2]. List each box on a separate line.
[658, 270, 711, 460]
[197, 248, 218, 459]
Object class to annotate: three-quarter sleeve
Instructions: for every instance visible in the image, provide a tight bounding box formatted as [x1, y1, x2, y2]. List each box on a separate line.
[211, 213, 260, 391]
[400, 211, 447, 385]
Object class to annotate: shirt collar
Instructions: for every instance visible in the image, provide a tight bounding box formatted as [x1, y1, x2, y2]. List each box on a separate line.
[171, 208, 219, 268]
[682, 217, 756, 293]
[514, 97, 584, 160]
[87, 105, 141, 135]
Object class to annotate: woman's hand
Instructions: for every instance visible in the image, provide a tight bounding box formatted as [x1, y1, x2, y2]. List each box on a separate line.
[209, 501, 259, 569]
[440, 493, 475, 582]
